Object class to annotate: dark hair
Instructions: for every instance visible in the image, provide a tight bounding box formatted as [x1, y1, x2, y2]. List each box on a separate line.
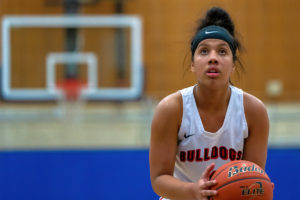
[188, 7, 245, 81]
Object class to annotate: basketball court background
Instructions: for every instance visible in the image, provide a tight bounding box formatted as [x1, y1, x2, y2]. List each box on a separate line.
[0, 0, 300, 199]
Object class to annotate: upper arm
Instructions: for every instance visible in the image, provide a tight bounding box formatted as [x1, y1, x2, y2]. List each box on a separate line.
[149, 92, 182, 184]
[243, 93, 270, 169]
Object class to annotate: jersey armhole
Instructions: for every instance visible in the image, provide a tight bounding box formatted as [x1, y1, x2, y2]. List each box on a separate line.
[177, 91, 184, 134]
[242, 92, 249, 138]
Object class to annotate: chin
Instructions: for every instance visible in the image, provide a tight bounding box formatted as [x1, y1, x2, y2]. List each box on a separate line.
[200, 79, 229, 89]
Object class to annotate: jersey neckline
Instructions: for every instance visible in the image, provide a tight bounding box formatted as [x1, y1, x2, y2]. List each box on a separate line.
[191, 85, 234, 136]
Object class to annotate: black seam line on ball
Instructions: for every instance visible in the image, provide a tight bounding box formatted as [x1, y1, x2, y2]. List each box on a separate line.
[216, 177, 271, 191]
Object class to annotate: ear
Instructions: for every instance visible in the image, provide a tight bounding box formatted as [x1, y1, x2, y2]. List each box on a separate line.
[191, 62, 195, 72]
[231, 64, 235, 74]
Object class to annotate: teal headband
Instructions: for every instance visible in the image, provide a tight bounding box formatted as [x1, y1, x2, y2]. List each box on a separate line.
[191, 25, 236, 58]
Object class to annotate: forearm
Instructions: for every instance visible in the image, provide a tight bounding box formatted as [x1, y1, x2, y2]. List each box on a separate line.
[152, 174, 195, 200]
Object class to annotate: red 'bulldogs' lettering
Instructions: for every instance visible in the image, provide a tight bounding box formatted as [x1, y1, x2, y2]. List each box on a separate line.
[229, 148, 236, 161]
[196, 149, 203, 162]
[179, 146, 242, 163]
[220, 146, 228, 160]
[237, 151, 242, 160]
[187, 150, 195, 162]
[211, 146, 218, 159]
[204, 148, 210, 161]
[180, 151, 186, 162]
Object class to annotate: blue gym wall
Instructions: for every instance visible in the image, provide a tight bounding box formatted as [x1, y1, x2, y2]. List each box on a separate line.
[0, 148, 296, 200]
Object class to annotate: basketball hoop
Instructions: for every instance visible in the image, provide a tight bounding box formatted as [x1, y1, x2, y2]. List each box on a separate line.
[55, 79, 87, 121]
[56, 78, 87, 101]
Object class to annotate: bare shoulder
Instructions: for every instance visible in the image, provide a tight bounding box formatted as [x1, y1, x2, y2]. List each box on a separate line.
[155, 91, 183, 120]
[152, 91, 183, 130]
[157, 91, 182, 111]
[243, 92, 269, 128]
[243, 92, 267, 114]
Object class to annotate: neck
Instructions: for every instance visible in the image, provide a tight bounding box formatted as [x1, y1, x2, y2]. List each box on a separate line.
[194, 84, 231, 111]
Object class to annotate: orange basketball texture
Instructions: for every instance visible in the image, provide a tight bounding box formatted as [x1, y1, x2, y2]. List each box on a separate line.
[210, 160, 274, 200]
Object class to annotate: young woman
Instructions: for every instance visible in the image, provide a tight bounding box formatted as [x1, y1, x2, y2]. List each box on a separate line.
[149, 7, 269, 200]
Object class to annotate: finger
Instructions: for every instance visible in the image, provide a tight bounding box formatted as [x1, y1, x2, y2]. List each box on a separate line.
[200, 180, 217, 189]
[209, 170, 216, 179]
[201, 163, 216, 179]
[200, 189, 218, 197]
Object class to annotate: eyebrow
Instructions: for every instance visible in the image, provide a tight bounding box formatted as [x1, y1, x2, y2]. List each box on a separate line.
[197, 43, 208, 47]
[218, 43, 230, 48]
[198, 42, 230, 48]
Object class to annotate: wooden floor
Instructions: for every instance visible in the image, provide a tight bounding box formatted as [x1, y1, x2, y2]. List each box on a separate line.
[0, 100, 299, 149]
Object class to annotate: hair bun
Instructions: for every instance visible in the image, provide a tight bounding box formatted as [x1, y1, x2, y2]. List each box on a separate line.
[198, 7, 235, 36]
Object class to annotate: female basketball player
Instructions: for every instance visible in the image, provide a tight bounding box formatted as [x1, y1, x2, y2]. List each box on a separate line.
[149, 7, 269, 200]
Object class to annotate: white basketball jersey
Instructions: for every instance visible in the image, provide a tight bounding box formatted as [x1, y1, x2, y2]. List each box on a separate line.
[159, 85, 248, 200]
[174, 85, 248, 183]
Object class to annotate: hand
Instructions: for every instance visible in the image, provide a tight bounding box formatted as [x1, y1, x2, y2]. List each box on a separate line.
[191, 163, 218, 200]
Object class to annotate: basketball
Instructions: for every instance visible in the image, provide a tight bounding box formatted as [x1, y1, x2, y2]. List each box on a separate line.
[210, 160, 274, 200]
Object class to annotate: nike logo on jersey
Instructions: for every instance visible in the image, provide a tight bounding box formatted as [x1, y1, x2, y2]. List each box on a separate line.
[184, 133, 195, 139]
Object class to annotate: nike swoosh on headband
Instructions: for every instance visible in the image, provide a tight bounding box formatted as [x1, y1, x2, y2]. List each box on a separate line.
[205, 31, 219, 34]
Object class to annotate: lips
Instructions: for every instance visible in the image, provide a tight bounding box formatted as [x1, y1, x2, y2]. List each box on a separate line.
[206, 67, 220, 78]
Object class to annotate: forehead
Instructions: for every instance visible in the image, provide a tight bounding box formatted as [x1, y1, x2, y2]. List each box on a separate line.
[198, 39, 230, 48]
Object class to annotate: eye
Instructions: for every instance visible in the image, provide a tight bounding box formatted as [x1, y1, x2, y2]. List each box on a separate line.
[199, 48, 208, 55]
[219, 49, 227, 55]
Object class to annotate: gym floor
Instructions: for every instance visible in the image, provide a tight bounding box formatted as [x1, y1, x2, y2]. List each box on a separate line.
[0, 100, 299, 149]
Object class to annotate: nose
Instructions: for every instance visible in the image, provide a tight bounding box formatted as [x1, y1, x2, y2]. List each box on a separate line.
[208, 51, 218, 64]
[208, 59, 218, 64]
